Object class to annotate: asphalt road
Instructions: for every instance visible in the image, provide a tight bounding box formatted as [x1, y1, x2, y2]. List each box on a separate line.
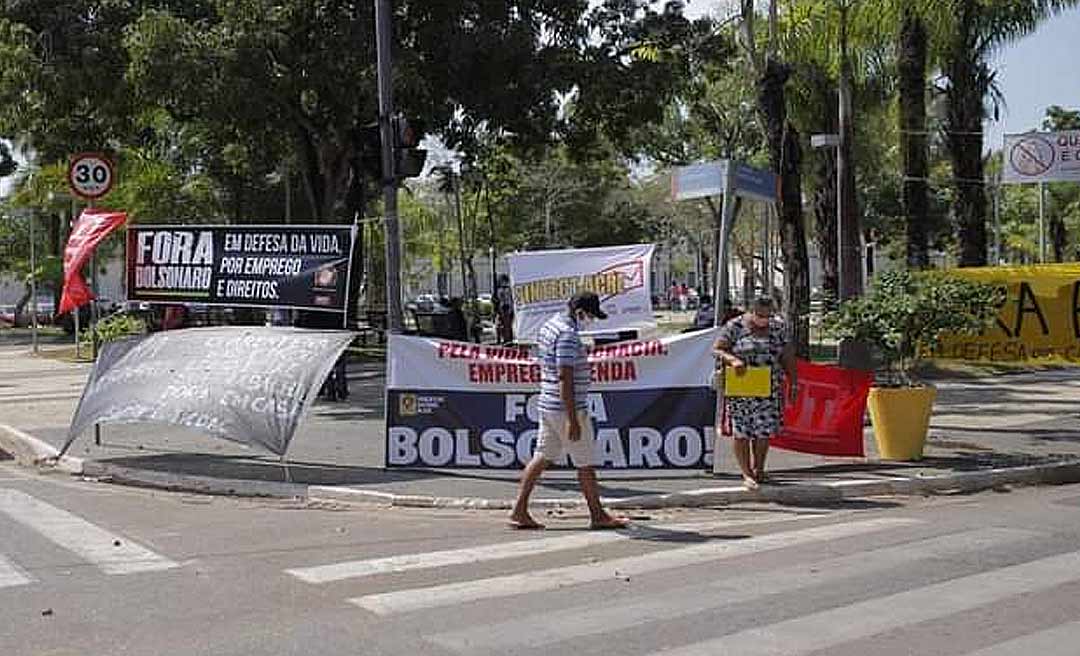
[3, 461, 1080, 656]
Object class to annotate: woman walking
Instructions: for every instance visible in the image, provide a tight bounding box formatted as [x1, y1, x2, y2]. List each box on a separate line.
[714, 296, 795, 489]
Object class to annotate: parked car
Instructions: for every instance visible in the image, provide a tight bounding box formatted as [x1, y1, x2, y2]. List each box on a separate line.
[0, 305, 15, 327]
[411, 293, 440, 312]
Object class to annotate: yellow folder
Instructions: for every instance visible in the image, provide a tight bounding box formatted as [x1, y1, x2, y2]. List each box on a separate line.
[724, 366, 772, 398]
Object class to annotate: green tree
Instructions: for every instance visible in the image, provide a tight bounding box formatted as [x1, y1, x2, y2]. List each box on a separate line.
[731, 0, 810, 353]
[1042, 105, 1080, 262]
[939, 0, 1079, 267]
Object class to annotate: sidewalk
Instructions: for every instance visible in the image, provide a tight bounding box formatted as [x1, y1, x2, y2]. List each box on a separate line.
[2, 340, 1080, 509]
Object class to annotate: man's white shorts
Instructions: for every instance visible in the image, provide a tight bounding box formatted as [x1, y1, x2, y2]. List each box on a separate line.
[535, 408, 596, 468]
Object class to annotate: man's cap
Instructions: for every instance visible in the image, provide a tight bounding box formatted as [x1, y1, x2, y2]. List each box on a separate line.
[569, 291, 608, 320]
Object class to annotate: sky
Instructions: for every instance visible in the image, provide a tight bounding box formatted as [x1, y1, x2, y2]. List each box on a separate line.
[3, 4, 1079, 198]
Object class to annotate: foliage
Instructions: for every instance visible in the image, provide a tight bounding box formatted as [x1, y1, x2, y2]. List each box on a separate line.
[823, 269, 1006, 384]
[81, 312, 147, 348]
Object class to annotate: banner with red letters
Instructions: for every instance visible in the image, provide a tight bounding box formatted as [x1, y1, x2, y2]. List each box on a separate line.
[771, 360, 874, 457]
[59, 208, 127, 315]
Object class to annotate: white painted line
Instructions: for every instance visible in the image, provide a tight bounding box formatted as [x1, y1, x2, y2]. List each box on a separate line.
[428, 527, 1037, 654]
[0, 489, 178, 575]
[0, 554, 33, 588]
[644, 549, 1080, 656]
[349, 517, 918, 615]
[963, 621, 1080, 656]
[288, 514, 826, 584]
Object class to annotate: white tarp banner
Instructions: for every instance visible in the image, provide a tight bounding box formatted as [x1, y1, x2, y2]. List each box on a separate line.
[65, 327, 354, 456]
[1003, 131, 1080, 184]
[385, 330, 717, 469]
[508, 244, 656, 342]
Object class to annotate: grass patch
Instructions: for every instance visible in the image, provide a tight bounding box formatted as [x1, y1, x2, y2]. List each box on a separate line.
[913, 358, 1080, 380]
[37, 346, 95, 364]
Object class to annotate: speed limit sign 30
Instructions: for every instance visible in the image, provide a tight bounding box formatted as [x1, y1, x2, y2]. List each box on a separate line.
[68, 153, 115, 200]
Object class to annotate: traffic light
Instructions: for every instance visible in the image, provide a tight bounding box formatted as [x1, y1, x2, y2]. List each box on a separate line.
[392, 117, 427, 179]
[354, 118, 428, 181]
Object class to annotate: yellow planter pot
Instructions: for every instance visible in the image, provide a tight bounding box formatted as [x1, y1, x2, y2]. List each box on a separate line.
[867, 385, 937, 461]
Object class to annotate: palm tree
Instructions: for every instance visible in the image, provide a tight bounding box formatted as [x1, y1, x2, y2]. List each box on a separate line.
[940, 0, 1080, 267]
[737, 0, 811, 355]
[898, 9, 930, 268]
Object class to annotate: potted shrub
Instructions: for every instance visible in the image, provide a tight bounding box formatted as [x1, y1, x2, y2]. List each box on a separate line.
[823, 269, 1005, 460]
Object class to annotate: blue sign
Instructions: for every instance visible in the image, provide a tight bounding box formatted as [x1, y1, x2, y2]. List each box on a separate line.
[671, 162, 728, 201]
[731, 162, 778, 202]
[672, 160, 776, 202]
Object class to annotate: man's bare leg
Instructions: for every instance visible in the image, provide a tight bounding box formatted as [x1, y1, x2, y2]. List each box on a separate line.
[577, 467, 628, 529]
[510, 454, 548, 528]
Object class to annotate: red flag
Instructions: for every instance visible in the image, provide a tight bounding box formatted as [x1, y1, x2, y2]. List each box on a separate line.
[772, 360, 874, 458]
[59, 208, 127, 315]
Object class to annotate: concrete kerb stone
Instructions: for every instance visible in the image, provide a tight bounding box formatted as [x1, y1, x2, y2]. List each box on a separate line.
[307, 460, 1080, 509]
[4, 423, 1080, 508]
[79, 460, 307, 499]
[0, 423, 84, 474]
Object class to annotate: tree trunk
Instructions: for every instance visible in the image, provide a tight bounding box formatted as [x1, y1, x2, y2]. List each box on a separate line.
[297, 128, 353, 222]
[837, 6, 862, 300]
[805, 64, 837, 304]
[945, 2, 988, 267]
[811, 148, 838, 303]
[757, 57, 810, 356]
[1050, 214, 1066, 262]
[899, 11, 930, 269]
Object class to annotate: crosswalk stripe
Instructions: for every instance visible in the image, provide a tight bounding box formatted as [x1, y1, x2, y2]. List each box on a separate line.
[0, 489, 178, 575]
[0, 554, 33, 588]
[962, 621, 1080, 656]
[287, 514, 827, 584]
[644, 549, 1080, 656]
[349, 517, 919, 616]
[427, 527, 1037, 654]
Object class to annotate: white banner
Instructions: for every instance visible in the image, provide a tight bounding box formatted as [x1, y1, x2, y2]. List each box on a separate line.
[388, 329, 715, 392]
[1003, 132, 1080, 184]
[508, 244, 656, 342]
[385, 330, 718, 469]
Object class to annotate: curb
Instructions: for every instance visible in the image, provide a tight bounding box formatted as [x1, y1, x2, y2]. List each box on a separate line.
[4, 424, 1080, 509]
[309, 460, 1080, 510]
[80, 461, 307, 499]
[0, 424, 84, 474]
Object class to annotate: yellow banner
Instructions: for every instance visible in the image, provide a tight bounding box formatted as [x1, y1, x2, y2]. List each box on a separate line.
[932, 264, 1080, 362]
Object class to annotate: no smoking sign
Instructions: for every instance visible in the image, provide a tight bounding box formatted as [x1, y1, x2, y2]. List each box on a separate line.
[1009, 136, 1055, 178]
[68, 153, 115, 200]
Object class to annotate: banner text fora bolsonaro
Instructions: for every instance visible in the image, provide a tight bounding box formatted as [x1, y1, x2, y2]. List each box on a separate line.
[385, 330, 716, 469]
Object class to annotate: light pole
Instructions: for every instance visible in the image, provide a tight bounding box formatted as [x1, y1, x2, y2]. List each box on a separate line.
[375, 0, 403, 333]
[29, 208, 38, 355]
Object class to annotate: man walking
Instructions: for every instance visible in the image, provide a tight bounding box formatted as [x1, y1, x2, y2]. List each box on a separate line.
[509, 291, 629, 530]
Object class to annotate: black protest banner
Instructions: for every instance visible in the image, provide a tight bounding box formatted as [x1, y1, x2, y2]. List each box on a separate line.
[126, 225, 355, 312]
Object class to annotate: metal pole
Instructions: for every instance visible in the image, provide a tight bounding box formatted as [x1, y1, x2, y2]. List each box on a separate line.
[837, 3, 861, 300]
[1038, 182, 1046, 264]
[761, 203, 771, 297]
[993, 177, 1001, 264]
[70, 199, 80, 359]
[88, 199, 99, 360]
[284, 161, 292, 224]
[29, 208, 38, 355]
[375, 0, 403, 333]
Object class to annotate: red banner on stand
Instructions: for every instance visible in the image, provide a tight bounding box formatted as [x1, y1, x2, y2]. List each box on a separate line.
[772, 360, 874, 457]
[59, 208, 127, 315]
